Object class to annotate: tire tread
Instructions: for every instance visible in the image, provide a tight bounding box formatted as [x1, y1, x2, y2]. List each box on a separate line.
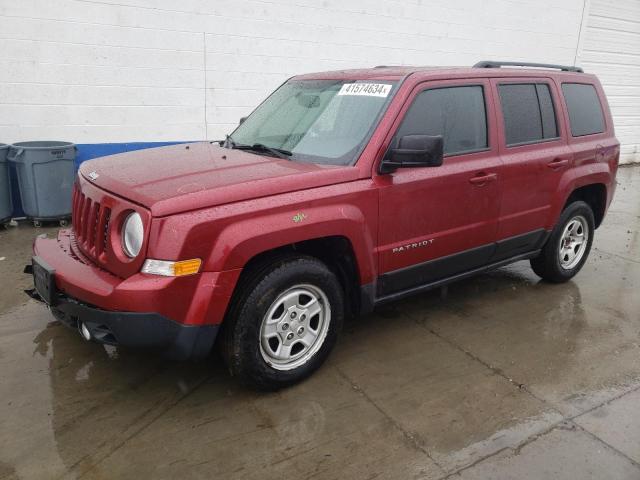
[221, 254, 343, 390]
[530, 201, 595, 283]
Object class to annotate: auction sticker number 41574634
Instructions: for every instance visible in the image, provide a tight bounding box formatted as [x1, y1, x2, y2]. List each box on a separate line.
[338, 83, 392, 97]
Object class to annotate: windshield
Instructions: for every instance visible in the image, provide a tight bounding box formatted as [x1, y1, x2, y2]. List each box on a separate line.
[229, 79, 398, 166]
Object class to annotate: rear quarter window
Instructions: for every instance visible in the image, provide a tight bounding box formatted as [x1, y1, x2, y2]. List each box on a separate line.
[561, 83, 606, 136]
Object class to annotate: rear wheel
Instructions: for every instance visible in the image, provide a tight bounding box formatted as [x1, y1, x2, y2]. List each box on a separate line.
[530, 201, 595, 283]
[222, 255, 344, 390]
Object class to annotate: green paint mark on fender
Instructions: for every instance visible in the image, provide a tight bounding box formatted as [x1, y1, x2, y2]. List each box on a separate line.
[292, 213, 307, 223]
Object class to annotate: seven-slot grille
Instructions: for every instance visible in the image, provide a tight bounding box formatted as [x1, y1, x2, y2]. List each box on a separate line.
[71, 183, 111, 259]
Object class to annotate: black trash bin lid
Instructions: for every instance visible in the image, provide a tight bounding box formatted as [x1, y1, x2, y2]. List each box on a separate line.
[11, 141, 75, 150]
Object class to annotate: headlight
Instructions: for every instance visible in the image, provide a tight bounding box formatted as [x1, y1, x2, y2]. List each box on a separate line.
[122, 212, 144, 258]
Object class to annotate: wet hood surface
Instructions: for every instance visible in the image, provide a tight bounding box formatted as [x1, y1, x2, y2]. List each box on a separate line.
[78, 142, 360, 216]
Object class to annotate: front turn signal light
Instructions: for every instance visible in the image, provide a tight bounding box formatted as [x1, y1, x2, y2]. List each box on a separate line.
[141, 258, 202, 277]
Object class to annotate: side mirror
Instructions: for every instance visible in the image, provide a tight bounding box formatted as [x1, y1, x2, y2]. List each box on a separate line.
[380, 135, 444, 173]
[239, 116, 247, 125]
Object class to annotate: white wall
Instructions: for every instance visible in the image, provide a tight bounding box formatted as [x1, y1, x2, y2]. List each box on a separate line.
[579, 0, 640, 164]
[2, 0, 634, 164]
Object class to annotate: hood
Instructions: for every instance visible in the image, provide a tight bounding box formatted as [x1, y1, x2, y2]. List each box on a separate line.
[78, 142, 361, 216]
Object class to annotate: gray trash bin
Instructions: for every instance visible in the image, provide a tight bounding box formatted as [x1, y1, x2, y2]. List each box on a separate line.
[8, 141, 76, 225]
[0, 143, 11, 225]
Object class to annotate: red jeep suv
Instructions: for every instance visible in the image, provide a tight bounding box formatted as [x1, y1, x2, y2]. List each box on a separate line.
[28, 61, 619, 389]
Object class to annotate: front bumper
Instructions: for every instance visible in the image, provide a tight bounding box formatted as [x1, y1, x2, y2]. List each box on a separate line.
[26, 284, 218, 359]
[28, 229, 240, 359]
[32, 230, 239, 325]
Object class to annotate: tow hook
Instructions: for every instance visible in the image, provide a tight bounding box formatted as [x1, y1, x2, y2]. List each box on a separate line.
[79, 322, 92, 341]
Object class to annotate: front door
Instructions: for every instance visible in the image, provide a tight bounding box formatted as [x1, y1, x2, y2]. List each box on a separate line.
[376, 79, 502, 297]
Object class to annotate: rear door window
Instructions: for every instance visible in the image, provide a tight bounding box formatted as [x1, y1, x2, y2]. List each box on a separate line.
[498, 83, 558, 146]
[393, 85, 488, 156]
[561, 83, 605, 136]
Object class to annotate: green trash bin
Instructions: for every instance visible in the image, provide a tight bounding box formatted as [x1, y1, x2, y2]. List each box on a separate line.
[0, 143, 11, 225]
[8, 141, 76, 226]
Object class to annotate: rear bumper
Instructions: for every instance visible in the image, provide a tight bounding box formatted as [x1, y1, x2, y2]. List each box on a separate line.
[26, 286, 218, 359]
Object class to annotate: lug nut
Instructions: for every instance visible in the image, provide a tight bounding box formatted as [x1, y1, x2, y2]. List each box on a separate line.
[282, 323, 289, 330]
[286, 332, 294, 340]
[290, 311, 297, 319]
[297, 326, 304, 335]
[300, 314, 306, 321]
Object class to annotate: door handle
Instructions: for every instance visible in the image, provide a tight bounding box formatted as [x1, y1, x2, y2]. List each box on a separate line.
[469, 173, 497, 185]
[547, 158, 569, 170]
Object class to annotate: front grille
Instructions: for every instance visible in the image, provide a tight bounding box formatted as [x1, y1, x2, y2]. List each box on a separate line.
[72, 183, 112, 259]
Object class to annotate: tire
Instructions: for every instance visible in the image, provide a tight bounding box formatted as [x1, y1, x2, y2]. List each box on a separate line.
[530, 201, 595, 283]
[221, 255, 344, 390]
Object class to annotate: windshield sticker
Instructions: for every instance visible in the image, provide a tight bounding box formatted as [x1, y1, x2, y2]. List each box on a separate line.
[338, 83, 392, 98]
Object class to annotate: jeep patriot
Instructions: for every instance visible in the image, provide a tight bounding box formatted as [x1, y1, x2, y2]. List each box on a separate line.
[28, 61, 620, 389]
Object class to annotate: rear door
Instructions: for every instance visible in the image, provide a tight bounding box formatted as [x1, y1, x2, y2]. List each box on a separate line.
[376, 79, 502, 297]
[490, 78, 572, 260]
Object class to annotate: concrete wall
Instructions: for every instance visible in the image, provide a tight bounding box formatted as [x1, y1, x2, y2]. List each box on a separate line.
[0, 0, 636, 163]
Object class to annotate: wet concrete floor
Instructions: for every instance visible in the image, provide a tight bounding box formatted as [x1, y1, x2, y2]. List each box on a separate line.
[0, 166, 639, 479]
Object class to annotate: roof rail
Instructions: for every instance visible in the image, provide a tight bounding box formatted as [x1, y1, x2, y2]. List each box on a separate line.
[473, 61, 583, 73]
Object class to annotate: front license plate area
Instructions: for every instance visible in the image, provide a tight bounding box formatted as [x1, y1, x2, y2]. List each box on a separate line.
[32, 256, 56, 305]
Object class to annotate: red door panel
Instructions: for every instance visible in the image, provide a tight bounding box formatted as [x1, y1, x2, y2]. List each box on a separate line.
[376, 79, 502, 286]
[490, 77, 573, 239]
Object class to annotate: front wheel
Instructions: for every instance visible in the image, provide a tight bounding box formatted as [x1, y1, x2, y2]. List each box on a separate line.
[222, 255, 344, 390]
[530, 201, 595, 283]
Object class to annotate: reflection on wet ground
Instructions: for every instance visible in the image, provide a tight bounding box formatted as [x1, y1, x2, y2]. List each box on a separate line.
[1, 166, 639, 479]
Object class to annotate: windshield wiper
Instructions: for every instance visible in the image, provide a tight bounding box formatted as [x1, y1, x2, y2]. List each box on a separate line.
[233, 142, 292, 159]
[223, 134, 292, 159]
